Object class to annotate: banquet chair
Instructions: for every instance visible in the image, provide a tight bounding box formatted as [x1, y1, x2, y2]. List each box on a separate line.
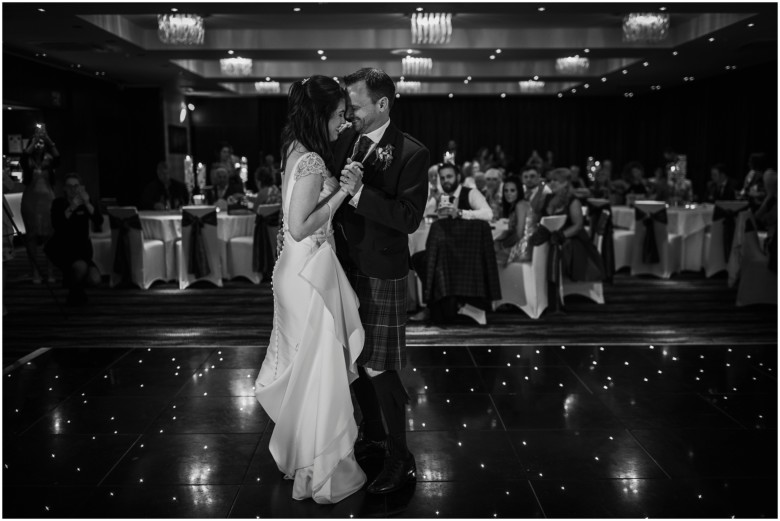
[176, 206, 223, 289]
[107, 206, 166, 289]
[226, 213, 279, 284]
[736, 218, 777, 306]
[492, 214, 567, 319]
[702, 201, 750, 278]
[89, 214, 112, 276]
[630, 201, 682, 279]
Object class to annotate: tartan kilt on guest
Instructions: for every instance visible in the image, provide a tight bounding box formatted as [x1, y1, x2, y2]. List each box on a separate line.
[346, 266, 408, 372]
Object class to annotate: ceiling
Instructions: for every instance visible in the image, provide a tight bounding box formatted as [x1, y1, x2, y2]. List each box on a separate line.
[2, 2, 777, 98]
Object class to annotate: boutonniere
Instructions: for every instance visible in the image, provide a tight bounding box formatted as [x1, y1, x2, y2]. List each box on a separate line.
[373, 144, 394, 171]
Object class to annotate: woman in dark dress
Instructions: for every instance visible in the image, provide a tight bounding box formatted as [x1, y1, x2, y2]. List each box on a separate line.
[543, 168, 605, 282]
[44, 173, 103, 304]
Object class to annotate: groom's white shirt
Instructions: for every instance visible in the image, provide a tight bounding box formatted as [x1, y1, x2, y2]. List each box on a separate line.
[348, 118, 392, 208]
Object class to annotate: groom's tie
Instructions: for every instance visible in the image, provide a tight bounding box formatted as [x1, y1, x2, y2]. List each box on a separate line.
[351, 134, 374, 163]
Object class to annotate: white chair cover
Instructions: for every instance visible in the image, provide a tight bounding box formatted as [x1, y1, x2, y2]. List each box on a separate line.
[492, 215, 567, 319]
[177, 206, 222, 289]
[736, 220, 777, 306]
[630, 201, 682, 279]
[107, 206, 166, 289]
[613, 229, 634, 271]
[702, 201, 750, 278]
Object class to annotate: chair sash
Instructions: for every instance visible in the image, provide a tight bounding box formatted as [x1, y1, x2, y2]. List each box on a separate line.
[634, 206, 668, 264]
[109, 213, 142, 279]
[588, 201, 615, 282]
[182, 210, 217, 279]
[713, 204, 747, 265]
[252, 213, 276, 274]
[530, 226, 564, 312]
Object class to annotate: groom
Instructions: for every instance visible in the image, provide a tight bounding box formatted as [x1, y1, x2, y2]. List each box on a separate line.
[334, 68, 429, 494]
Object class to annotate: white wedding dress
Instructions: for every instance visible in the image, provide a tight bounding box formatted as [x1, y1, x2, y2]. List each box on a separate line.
[255, 150, 366, 504]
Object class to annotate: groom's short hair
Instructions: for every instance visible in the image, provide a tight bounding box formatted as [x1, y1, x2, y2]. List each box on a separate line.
[343, 68, 395, 109]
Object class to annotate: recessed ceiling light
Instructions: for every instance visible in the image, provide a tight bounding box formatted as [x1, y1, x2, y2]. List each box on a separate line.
[584, 48, 590, 53]
[673, 51, 679, 56]
[533, 75, 539, 81]
[659, 6, 667, 11]
[643, 61, 649, 67]
[333, 76, 339, 82]
[265, 77, 271, 81]
[317, 50, 324, 55]
[584, 84, 589, 88]
[557, 93, 563, 97]
[463, 79, 469, 84]
[538, 7, 546, 12]
[293, 7, 301, 12]
[187, 103, 195, 111]
[622, 70, 628, 74]
[37, 8, 45, 12]
[495, 49, 502, 54]
[395, 93, 400, 98]
[416, 7, 424, 12]
[571, 88, 577, 93]
[748, 23, 755, 27]
[500, 93, 506, 98]
[227, 50, 234, 55]
[490, 55, 496, 60]
[171, 7, 178, 12]
[448, 93, 453, 98]
[709, 37, 715, 42]
[467, 76, 472, 80]
[601, 77, 607, 82]
[320, 56, 327, 61]
[7, 107, 12, 110]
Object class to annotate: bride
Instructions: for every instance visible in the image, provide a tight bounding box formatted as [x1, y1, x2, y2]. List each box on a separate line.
[255, 76, 366, 503]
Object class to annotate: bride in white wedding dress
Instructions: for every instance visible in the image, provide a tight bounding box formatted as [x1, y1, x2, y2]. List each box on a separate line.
[255, 76, 366, 503]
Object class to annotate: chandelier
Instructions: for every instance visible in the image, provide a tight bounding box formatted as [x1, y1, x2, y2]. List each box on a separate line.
[157, 14, 204, 45]
[555, 56, 590, 74]
[397, 81, 422, 94]
[402, 57, 433, 76]
[622, 13, 670, 42]
[518, 80, 545, 93]
[255, 81, 280, 94]
[220, 57, 253, 77]
[411, 12, 452, 45]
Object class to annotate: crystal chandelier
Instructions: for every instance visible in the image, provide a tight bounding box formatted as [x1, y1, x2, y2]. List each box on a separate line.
[411, 12, 452, 45]
[397, 81, 422, 94]
[402, 57, 433, 76]
[519, 80, 545, 93]
[255, 81, 280, 94]
[555, 56, 590, 74]
[220, 57, 253, 77]
[622, 13, 670, 42]
[157, 14, 204, 45]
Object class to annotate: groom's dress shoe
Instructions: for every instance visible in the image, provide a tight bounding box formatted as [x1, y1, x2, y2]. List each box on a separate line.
[367, 453, 416, 494]
[354, 438, 387, 461]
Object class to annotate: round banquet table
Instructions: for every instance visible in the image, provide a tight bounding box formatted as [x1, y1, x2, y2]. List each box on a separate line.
[139, 210, 256, 281]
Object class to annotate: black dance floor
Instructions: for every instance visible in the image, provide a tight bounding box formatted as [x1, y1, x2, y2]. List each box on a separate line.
[3, 344, 777, 518]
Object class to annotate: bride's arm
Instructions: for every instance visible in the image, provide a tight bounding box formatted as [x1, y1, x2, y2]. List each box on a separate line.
[288, 156, 349, 242]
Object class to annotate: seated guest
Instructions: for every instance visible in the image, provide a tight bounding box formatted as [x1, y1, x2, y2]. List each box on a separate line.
[44, 173, 103, 305]
[705, 163, 737, 202]
[738, 152, 768, 209]
[537, 168, 605, 282]
[494, 177, 530, 264]
[569, 164, 592, 200]
[423, 164, 442, 216]
[212, 142, 242, 184]
[648, 166, 670, 202]
[249, 166, 281, 205]
[206, 166, 244, 210]
[410, 162, 492, 321]
[590, 164, 613, 201]
[495, 168, 548, 264]
[754, 168, 777, 270]
[141, 161, 189, 210]
[473, 171, 487, 197]
[622, 161, 651, 201]
[484, 168, 503, 220]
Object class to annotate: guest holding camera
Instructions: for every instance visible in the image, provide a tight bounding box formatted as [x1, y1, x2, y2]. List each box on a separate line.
[44, 173, 103, 305]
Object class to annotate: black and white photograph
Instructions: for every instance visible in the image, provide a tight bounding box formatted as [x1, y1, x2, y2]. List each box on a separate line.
[1, 1, 777, 518]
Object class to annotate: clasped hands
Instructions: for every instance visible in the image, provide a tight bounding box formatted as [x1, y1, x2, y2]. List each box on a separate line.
[339, 159, 363, 196]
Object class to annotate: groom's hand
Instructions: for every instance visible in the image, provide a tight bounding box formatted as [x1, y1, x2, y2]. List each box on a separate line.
[340, 161, 364, 196]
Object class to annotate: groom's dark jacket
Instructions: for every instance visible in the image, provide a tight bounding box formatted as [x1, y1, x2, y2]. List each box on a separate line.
[333, 122, 430, 280]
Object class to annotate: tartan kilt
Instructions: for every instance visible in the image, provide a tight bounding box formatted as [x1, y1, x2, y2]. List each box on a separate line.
[346, 267, 408, 371]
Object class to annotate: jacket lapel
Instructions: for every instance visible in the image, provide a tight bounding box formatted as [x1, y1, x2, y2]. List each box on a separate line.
[362, 122, 400, 185]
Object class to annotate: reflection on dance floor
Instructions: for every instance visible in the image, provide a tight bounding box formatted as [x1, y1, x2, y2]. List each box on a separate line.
[3, 344, 776, 518]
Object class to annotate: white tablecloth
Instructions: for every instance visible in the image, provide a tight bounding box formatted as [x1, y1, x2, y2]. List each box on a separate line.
[139, 211, 256, 280]
[612, 204, 714, 237]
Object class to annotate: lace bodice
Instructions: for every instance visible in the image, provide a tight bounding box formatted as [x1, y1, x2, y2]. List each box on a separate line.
[281, 151, 338, 242]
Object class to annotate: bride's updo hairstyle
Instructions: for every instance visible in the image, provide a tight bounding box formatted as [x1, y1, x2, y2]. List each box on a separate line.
[280, 75, 347, 175]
